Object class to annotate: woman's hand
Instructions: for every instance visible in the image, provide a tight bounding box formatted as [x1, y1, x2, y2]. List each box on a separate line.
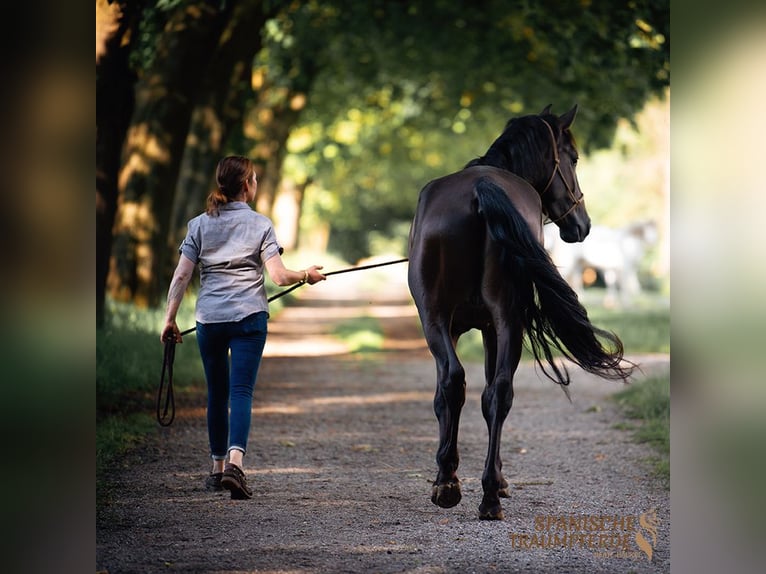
[264, 255, 327, 286]
[305, 265, 326, 285]
[161, 321, 182, 344]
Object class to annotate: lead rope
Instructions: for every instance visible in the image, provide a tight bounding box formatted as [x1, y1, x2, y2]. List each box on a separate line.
[156, 256, 409, 426]
[157, 338, 176, 426]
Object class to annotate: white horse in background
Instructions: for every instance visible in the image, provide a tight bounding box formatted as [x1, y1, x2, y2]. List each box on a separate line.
[544, 219, 658, 307]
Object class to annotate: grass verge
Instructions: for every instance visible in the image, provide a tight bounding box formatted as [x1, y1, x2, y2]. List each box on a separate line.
[612, 375, 670, 484]
[332, 316, 385, 353]
[96, 413, 156, 506]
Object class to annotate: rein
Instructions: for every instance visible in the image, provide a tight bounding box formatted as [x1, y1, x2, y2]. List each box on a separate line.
[156, 256, 409, 426]
[538, 119, 583, 225]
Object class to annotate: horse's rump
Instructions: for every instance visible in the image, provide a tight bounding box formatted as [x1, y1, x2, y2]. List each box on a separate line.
[407, 166, 542, 323]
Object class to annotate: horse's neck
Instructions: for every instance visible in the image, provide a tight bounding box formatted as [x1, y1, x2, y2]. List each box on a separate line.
[479, 147, 513, 172]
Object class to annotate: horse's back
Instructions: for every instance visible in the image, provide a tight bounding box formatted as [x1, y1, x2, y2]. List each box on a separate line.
[408, 166, 542, 310]
[410, 166, 542, 244]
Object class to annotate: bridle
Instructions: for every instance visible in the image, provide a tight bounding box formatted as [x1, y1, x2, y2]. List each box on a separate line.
[539, 119, 584, 225]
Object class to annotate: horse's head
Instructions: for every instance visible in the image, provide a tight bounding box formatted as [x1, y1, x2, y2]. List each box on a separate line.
[629, 219, 658, 246]
[538, 105, 590, 243]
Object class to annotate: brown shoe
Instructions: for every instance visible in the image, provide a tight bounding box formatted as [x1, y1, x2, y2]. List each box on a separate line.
[221, 463, 252, 500]
[205, 472, 224, 492]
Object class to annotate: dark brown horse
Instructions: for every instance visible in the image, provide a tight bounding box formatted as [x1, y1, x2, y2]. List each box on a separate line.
[407, 105, 634, 520]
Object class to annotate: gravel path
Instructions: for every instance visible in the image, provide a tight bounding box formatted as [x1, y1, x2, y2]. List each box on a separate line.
[97, 263, 670, 573]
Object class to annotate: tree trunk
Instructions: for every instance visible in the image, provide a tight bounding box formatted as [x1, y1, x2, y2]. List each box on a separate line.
[170, 2, 273, 267]
[108, 2, 234, 308]
[253, 106, 300, 218]
[272, 178, 309, 251]
[96, 0, 144, 326]
[251, 84, 315, 218]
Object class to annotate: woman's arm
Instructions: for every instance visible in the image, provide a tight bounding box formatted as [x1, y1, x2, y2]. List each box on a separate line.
[264, 253, 326, 287]
[160, 254, 196, 343]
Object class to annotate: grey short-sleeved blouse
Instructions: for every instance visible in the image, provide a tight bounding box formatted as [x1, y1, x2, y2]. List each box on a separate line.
[179, 202, 282, 324]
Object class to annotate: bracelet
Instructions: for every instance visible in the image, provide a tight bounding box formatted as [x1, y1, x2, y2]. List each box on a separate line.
[302, 270, 309, 284]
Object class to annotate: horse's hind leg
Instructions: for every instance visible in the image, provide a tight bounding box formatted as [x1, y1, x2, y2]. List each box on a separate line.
[480, 327, 510, 500]
[425, 319, 466, 509]
[479, 322, 522, 520]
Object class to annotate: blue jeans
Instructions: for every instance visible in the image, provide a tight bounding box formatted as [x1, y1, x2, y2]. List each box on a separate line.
[196, 312, 268, 460]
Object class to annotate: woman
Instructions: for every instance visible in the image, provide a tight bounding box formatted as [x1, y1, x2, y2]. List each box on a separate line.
[160, 155, 326, 500]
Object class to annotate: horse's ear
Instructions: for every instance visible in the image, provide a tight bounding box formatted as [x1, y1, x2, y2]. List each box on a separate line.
[559, 104, 578, 129]
[540, 104, 552, 116]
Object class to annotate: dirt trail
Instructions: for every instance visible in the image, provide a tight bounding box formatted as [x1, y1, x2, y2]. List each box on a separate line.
[97, 263, 670, 573]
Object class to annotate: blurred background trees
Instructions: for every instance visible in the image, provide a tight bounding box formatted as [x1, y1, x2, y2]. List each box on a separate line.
[96, 0, 669, 325]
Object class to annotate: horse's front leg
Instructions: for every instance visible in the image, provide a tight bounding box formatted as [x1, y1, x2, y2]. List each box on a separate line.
[478, 326, 520, 520]
[430, 333, 466, 509]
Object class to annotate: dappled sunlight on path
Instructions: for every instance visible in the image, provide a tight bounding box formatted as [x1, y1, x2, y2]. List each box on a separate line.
[98, 254, 671, 574]
[137, 340, 668, 572]
[263, 258, 428, 358]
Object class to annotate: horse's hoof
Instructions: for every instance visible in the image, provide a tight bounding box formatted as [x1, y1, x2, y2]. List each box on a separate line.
[478, 502, 504, 521]
[498, 477, 510, 498]
[431, 481, 462, 508]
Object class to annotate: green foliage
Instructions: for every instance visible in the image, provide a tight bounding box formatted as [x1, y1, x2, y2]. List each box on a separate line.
[613, 375, 670, 482]
[576, 94, 669, 227]
[332, 316, 385, 353]
[130, 1, 173, 71]
[588, 305, 670, 354]
[262, 0, 669, 262]
[97, 413, 156, 502]
[97, 412, 156, 467]
[97, 299, 203, 419]
[104, 0, 669, 302]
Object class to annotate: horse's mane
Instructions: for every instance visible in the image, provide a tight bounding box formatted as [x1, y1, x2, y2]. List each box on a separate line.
[465, 113, 577, 192]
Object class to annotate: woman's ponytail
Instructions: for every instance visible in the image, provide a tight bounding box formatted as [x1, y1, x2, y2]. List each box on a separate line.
[207, 156, 255, 216]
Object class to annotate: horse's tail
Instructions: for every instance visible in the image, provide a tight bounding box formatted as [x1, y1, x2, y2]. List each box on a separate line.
[473, 177, 635, 385]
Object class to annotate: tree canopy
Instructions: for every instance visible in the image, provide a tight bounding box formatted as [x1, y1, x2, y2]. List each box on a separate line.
[96, 0, 669, 319]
